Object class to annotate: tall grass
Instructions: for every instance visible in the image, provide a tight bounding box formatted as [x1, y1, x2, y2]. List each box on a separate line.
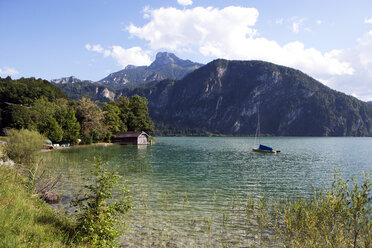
[119, 172, 371, 247]
[0, 166, 76, 248]
[275, 172, 371, 248]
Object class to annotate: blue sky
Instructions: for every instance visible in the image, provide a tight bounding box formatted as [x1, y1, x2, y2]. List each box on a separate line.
[1, 0, 372, 100]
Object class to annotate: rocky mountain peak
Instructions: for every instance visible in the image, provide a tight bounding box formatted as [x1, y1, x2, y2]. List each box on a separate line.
[50, 76, 94, 85]
[51, 76, 79, 84]
[97, 52, 203, 89]
[150, 52, 179, 67]
[125, 65, 138, 70]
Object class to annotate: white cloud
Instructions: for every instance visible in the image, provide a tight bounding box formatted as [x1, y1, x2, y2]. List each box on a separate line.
[276, 18, 283, 25]
[85, 43, 152, 67]
[127, 6, 353, 79]
[85, 43, 104, 53]
[177, 0, 192, 7]
[291, 18, 304, 33]
[292, 22, 299, 33]
[316, 20, 322, 25]
[364, 17, 372, 24]
[0, 66, 19, 76]
[325, 29, 372, 101]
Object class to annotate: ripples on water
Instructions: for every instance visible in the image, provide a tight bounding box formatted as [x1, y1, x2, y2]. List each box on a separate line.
[42, 137, 372, 247]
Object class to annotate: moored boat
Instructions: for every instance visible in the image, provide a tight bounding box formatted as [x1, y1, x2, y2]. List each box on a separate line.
[252, 144, 280, 154]
[252, 106, 280, 154]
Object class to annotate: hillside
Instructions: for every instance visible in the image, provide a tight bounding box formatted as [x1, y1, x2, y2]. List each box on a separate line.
[54, 81, 116, 102]
[119, 59, 372, 136]
[0, 76, 68, 106]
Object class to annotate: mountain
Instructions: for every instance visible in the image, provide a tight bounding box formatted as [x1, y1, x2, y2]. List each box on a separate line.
[50, 76, 93, 84]
[368, 101, 372, 105]
[54, 81, 116, 102]
[119, 59, 372, 136]
[51, 52, 202, 101]
[97, 52, 203, 89]
[50, 76, 116, 102]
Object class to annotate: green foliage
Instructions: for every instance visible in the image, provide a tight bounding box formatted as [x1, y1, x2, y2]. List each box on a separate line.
[0, 166, 76, 248]
[4, 129, 46, 190]
[4, 129, 45, 165]
[27, 98, 80, 143]
[54, 99, 80, 144]
[107, 95, 153, 134]
[114, 96, 130, 132]
[30, 97, 56, 133]
[0, 76, 67, 106]
[8, 104, 32, 129]
[44, 117, 63, 143]
[127, 95, 154, 132]
[0, 77, 78, 140]
[0, 77, 154, 143]
[103, 102, 122, 141]
[75, 97, 107, 144]
[275, 172, 371, 247]
[72, 157, 132, 247]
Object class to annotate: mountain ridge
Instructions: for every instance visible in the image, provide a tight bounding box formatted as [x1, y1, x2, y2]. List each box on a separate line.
[118, 59, 372, 136]
[50, 52, 203, 101]
[50, 76, 93, 85]
[97, 52, 203, 89]
[50, 55, 372, 136]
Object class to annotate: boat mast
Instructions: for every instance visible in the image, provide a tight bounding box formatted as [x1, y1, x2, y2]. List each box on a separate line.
[254, 104, 261, 147]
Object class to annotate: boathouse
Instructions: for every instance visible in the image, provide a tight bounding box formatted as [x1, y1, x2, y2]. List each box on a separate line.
[113, 131, 150, 145]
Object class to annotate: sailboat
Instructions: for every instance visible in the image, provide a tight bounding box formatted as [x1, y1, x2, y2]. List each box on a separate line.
[252, 108, 280, 154]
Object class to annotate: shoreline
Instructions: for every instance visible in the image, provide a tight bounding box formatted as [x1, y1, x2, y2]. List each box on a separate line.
[41, 142, 114, 152]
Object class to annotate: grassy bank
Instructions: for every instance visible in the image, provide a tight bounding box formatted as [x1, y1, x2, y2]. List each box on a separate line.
[0, 166, 76, 248]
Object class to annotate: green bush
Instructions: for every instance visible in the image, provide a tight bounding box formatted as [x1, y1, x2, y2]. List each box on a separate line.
[72, 157, 132, 247]
[4, 128, 45, 165]
[4, 129, 45, 190]
[275, 172, 371, 248]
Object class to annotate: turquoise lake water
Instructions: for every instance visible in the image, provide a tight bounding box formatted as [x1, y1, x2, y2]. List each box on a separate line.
[42, 137, 372, 247]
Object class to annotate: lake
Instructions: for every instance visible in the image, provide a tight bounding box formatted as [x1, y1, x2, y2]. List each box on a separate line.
[42, 137, 372, 247]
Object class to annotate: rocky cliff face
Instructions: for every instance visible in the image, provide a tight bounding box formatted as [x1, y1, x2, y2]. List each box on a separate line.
[53, 81, 116, 102]
[121, 59, 372, 136]
[50, 76, 93, 84]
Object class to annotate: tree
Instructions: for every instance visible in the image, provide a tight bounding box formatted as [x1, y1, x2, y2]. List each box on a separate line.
[103, 102, 122, 133]
[8, 104, 33, 129]
[75, 97, 107, 144]
[103, 102, 122, 141]
[127, 95, 154, 132]
[44, 117, 63, 143]
[54, 99, 80, 143]
[30, 97, 56, 134]
[114, 96, 130, 132]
